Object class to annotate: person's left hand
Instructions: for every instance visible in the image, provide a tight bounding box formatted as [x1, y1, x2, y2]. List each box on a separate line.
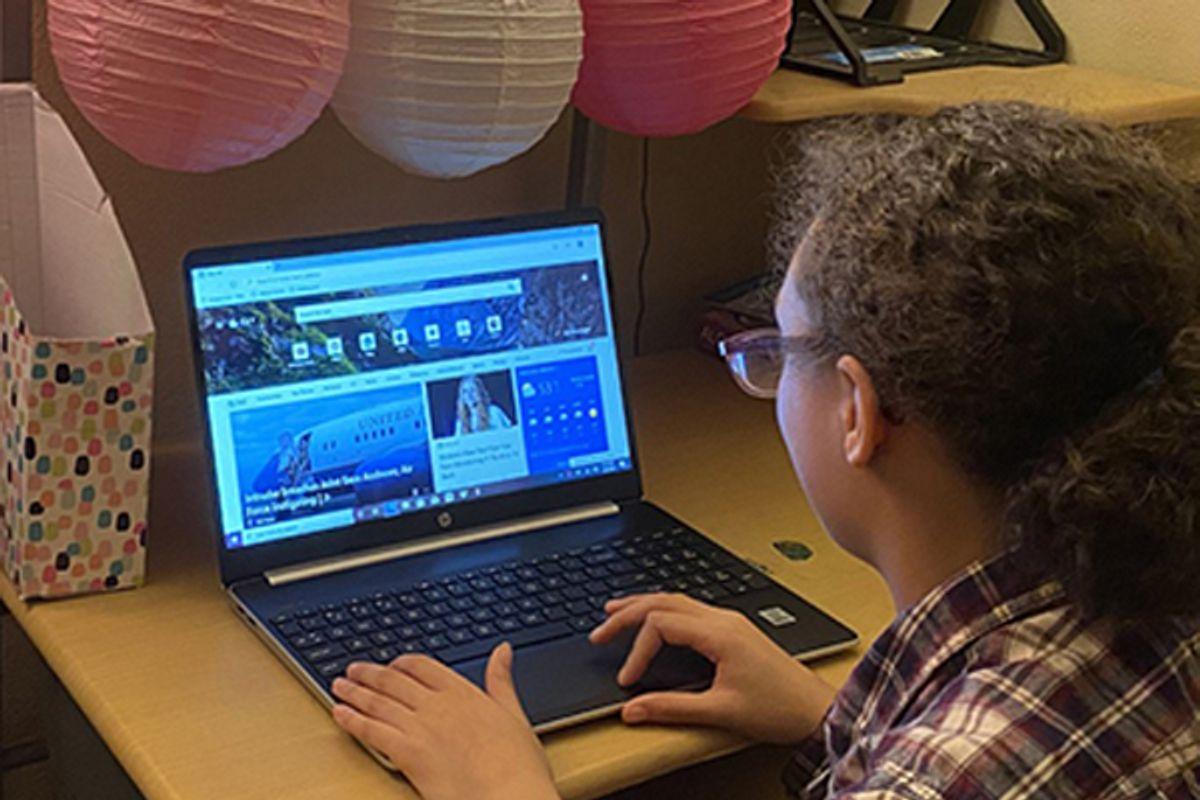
[331, 644, 559, 800]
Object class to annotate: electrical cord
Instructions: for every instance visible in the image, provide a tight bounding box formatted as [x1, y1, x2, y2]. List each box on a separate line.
[633, 137, 651, 357]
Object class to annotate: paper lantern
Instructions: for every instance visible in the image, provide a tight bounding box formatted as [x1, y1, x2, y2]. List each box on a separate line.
[331, 0, 583, 179]
[572, 0, 791, 137]
[47, 0, 350, 172]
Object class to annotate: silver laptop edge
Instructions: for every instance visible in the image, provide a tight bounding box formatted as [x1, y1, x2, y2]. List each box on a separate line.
[264, 501, 619, 586]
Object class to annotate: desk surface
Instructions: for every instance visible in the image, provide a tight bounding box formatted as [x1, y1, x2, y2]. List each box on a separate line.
[1, 350, 894, 800]
[743, 64, 1200, 126]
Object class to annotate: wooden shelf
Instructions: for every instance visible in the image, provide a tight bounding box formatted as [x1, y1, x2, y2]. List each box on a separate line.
[742, 64, 1200, 126]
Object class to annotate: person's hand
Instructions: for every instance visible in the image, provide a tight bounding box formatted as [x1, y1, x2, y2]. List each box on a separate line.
[331, 644, 558, 800]
[590, 593, 836, 745]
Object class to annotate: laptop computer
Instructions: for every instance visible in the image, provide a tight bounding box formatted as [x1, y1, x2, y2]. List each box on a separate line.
[183, 209, 857, 765]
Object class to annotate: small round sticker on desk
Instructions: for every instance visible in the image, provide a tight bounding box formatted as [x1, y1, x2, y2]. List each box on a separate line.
[773, 540, 814, 561]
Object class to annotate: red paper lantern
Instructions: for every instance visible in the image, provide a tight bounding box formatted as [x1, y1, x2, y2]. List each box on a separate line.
[48, 0, 350, 172]
[571, 0, 791, 137]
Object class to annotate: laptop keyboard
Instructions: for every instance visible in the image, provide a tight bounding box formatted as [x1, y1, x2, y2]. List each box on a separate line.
[265, 526, 772, 685]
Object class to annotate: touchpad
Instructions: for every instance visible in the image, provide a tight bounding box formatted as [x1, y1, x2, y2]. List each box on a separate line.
[454, 631, 714, 728]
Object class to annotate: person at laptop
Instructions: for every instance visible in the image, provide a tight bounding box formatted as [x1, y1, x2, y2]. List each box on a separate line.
[454, 374, 514, 435]
[328, 103, 1200, 799]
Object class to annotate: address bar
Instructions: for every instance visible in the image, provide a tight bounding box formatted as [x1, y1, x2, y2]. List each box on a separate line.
[293, 279, 522, 324]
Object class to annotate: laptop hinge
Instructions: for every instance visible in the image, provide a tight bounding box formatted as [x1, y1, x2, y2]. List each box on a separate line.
[263, 501, 621, 587]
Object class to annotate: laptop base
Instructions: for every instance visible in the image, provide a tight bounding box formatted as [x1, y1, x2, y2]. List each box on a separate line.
[231, 502, 857, 754]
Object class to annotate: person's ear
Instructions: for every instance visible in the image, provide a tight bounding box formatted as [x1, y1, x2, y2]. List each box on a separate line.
[835, 355, 887, 467]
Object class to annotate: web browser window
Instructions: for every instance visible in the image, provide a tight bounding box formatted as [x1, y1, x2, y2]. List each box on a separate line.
[189, 224, 633, 550]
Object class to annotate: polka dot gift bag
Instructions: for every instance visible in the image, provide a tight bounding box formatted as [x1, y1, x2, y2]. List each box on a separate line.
[0, 85, 154, 599]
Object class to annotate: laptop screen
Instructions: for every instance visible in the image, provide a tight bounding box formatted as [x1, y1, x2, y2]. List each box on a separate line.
[188, 222, 634, 551]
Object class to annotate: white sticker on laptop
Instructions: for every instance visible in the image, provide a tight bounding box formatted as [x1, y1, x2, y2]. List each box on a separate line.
[758, 606, 798, 627]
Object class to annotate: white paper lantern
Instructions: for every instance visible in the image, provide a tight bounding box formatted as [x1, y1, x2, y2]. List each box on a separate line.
[332, 0, 583, 179]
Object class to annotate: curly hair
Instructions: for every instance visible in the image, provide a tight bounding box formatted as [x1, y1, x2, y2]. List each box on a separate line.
[773, 103, 1200, 619]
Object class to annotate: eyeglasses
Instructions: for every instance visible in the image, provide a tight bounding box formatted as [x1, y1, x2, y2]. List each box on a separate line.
[717, 328, 824, 399]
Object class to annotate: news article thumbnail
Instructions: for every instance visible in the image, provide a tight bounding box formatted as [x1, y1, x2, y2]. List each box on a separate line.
[427, 370, 529, 492]
[231, 383, 433, 529]
[426, 371, 518, 439]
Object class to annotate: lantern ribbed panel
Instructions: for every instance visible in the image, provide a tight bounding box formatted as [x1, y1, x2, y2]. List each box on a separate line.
[331, 0, 583, 179]
[571, 0, 791, 137]
[48, 0, 350, 172]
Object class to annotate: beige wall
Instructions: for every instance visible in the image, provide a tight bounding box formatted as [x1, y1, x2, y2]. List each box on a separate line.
[982, 0, 1200, 87]
[27, 0, 1200, 457]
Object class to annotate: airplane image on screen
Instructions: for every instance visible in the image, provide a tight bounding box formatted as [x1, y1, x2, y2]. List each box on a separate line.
[251, 397, 433, 501]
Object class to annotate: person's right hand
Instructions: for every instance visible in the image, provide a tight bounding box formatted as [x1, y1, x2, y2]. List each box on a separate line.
[589, 593, 836, 745]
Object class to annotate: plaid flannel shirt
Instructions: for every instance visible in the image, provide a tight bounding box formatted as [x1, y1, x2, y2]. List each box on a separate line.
[784, 550, 1200, 799]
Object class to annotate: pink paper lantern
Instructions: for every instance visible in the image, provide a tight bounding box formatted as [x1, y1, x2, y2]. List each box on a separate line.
[47, 0, 350, 172]
[571, 0, 792, 137]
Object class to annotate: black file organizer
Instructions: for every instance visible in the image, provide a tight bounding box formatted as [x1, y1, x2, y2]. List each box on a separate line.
[782, 0, 1066, 86]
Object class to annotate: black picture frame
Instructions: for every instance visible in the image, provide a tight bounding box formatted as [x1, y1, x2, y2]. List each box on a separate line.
[783, 0, 1066, 86]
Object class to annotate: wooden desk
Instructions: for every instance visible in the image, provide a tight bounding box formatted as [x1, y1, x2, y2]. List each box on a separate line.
[1, 350, 894, 800]
[743, 64, 1200, 126]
